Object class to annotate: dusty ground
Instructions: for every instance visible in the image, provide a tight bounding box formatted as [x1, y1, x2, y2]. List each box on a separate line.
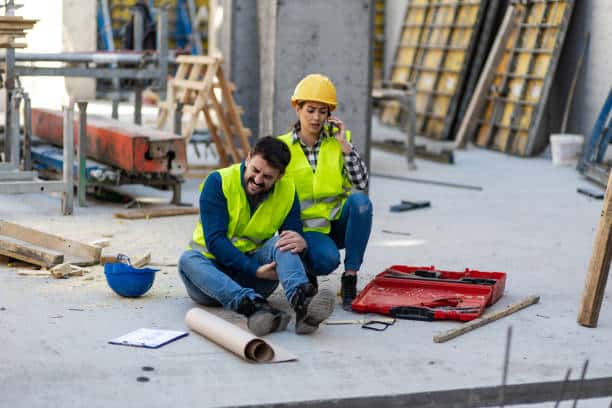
[1, 113, 611, 407]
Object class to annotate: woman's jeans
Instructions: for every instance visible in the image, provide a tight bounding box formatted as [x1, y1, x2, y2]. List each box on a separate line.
[303, 192, 373, 276]
[178, 235, 309, 312]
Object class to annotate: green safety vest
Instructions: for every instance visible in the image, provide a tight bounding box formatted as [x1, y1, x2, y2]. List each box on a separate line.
[190, 163, 295, 258]
[278, 128, 352, 234]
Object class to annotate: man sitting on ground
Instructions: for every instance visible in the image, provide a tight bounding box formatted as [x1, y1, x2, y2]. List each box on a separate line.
[178, 136, 335, 336]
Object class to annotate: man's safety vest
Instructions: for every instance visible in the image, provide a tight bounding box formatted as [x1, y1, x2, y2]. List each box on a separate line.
[190, 163, 295, 258]
[278, 129, 352, 234]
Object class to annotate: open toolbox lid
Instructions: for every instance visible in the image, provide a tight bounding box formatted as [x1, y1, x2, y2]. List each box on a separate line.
[351, 265, 507, 322]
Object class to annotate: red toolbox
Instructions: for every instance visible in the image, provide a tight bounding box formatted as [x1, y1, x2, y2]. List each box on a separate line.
[351, 265, 506, 322]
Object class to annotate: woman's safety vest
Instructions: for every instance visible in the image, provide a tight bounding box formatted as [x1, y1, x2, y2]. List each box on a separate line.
[278, 129, 352, 234]
[190, 163, 295, 258]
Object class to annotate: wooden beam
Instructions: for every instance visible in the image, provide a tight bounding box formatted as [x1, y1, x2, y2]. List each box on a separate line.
[113, 206, 199, 220]
[175, 55, 222, 65]
[433, 295, 540, 343]
[0, 220, 100, 266]
[0, 236, 64, 268]
[454, 4, 520, 149]
[578, 171, 612, 327]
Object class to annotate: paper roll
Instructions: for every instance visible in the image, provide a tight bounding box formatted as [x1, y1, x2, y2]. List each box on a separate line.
[185, 308, 297, 363]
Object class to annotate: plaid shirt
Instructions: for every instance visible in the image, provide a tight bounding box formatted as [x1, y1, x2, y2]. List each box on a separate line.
[291, 130, 369, 190]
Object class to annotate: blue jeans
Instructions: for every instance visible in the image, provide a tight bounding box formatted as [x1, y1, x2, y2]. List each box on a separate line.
[303, 192, 373, 275]
[178, 235, 309, 312]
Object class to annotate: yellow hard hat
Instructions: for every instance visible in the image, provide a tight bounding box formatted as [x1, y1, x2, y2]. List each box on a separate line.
[291, 74, 337, 111]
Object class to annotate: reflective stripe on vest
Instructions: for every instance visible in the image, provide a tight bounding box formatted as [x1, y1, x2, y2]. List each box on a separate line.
[300, 193, 348, 221]
[303, 218, 330, 229]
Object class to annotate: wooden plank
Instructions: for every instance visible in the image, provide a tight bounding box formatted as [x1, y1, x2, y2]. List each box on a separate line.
[176, 55, 222, 65]
[433, 295, 540, 343]
[114, 206, 199, 220]
[0, 236, 64, 268]
[578, 171, 612, 327]
[172, 78, 209, 91]
[454, 4, 520, 148]
[0, 220, 100, 265]
[0, 16, 38, 23]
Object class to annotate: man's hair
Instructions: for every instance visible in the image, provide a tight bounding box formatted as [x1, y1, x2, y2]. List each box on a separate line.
[251, 136, 291, 173]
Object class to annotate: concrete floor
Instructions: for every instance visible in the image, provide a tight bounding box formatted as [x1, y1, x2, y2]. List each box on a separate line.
[1, 114, 611, 407]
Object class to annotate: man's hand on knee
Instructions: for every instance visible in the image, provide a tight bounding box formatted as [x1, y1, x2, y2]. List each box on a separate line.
[276, 230, 308, 254]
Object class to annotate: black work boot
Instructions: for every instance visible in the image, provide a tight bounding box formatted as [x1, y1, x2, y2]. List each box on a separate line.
[306, 272, 318, 290]
[236, 297, 291, 337]
[340, 273, 357, 311]
[291, 282, 335, 335]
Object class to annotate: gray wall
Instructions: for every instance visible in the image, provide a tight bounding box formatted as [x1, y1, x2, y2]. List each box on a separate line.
[259, 0, 374, 167]
[220, 0, 260, 139]
[553, 0, 612, 139]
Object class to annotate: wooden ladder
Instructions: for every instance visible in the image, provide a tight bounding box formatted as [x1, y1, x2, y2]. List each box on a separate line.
[157, 55, 251, 167]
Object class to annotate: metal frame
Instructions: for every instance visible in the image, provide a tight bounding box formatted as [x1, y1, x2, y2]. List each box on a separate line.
[0, 8, 182, 209]
[0, 102, 74, 215]
[372, 85, 417, 170]
[1, 8, 169, 124]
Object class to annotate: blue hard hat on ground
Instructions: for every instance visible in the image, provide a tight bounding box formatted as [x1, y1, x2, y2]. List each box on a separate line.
[104, 263, 159, 297]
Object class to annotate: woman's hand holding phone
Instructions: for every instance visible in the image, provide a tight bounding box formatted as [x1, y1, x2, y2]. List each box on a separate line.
[328, 116, 352, 154]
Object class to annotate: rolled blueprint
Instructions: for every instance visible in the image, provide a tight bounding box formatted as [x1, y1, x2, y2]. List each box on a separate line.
[185, 308, 297, 363]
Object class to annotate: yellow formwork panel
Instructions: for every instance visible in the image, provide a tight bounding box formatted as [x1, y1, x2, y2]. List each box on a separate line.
[382, 0, 488, 140]
[474, 1, 573, 156]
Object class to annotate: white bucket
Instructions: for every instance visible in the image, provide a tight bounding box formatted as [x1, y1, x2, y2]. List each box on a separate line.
[550, 134, 584, 166]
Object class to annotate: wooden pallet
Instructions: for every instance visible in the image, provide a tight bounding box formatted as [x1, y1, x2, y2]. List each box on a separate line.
[381, 0, 489, 140]
[471, 1, 574, 156]
[157, 55, 251, 167]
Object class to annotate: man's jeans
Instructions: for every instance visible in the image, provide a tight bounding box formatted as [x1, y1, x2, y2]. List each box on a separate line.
[303, 192, 373, 275]
[178, 235, 309, 312]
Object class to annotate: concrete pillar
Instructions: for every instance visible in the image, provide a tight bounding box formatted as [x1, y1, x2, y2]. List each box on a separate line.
[258, 0, 374, 167]
[554, 1, 612, 139]
[219, 0, 260, 139]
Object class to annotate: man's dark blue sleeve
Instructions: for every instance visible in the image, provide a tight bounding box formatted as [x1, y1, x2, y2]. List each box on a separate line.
[279, 192, 303, 235]
[200, 172, 260, 278]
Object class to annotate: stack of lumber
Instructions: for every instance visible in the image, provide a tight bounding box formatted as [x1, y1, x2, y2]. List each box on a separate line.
[157, 55, 251, 168]
[0, 220, 101, 269]
[0, 16, 37, 48]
